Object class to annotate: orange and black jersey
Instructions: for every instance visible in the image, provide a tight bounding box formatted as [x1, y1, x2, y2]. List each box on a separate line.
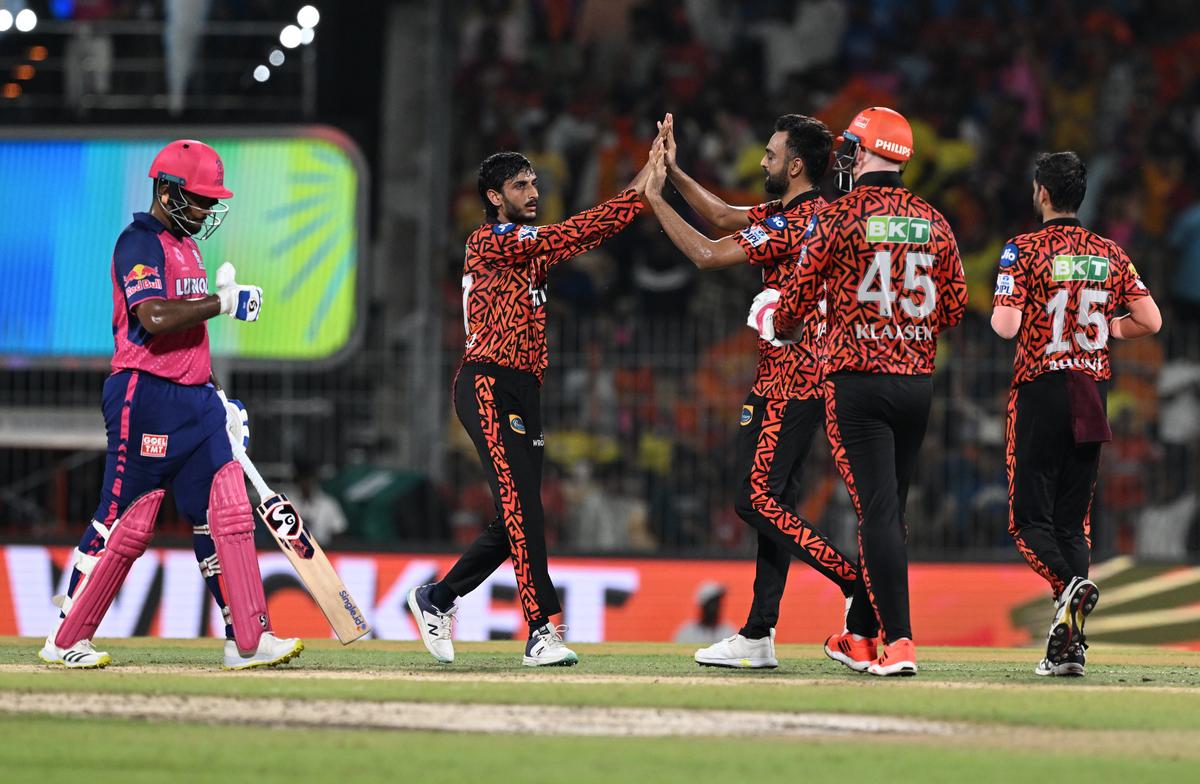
[776, 172, 966, 376]
[992, 218, 1149, 386]
[733, 190, 828, 400]
[461, 189, 643, 381]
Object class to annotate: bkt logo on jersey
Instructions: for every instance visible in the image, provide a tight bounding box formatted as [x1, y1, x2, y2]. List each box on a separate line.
[866, 215, 931, 244]
[1052, 254, 1109, 282]
[999, 243, 1019, 268]
[765, 214, 788, 230]
[175, 277, 209, 297]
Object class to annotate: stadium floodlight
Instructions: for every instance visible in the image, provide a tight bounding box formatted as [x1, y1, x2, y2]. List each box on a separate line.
[15, 9, 37, 32]
[300, 27, 315, 45]
[253, 65, 270, 83]
[269, 49, 285, 67]
[279, 24, 302, 49]
[0, 10, 13, 33]
[297, 5, 320, 29]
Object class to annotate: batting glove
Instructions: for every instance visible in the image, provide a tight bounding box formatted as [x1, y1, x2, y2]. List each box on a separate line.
[223, 398, 250, 453]
[215, 262, 263, 322]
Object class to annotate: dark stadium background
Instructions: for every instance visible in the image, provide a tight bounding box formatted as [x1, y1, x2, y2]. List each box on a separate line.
[2, 0, 1197, 569]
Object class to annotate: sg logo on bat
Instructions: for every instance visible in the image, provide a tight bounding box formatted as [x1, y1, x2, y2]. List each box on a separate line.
[258, 493, 315, 560]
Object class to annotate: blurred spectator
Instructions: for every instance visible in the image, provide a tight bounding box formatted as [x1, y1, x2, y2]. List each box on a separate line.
[673, 581, 736, 643]
[281, 459, 348, 544]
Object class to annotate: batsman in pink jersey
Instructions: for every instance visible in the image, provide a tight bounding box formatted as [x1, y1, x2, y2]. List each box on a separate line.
[39, 140, 303, 670]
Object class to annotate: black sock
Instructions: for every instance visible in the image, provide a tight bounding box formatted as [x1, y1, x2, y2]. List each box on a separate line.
[739, 625, 770, 640]
[528, 618, 548, 635]
[429, 581, 457, 612]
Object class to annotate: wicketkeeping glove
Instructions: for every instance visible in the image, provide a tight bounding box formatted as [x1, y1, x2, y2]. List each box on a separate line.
[223, 397, 250, 453]
[747, 288, 793, 346]
[215, 262, 263, 322]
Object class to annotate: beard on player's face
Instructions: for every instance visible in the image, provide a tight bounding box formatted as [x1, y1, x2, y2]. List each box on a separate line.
[764, 166, 789, 196]
[501, 194, 537, 223]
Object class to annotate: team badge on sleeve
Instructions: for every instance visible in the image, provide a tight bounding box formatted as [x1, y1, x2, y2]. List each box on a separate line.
[740, 405, 754, 426]
[740, 224, 770, 248]
[518, 225, 540, 241]
[999, 243, 1019, 268]
[508, 413, 527, 434]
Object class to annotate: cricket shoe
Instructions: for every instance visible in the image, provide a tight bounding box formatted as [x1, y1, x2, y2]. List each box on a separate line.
[523, 623, 579, 667]
[39, 637, 111, 669]
[408, 583, 456, 663]
[824, 631, 877, 673]
[1036, 643, 1086, 677]
[695, 630, 778, 669]
[1046, 577, 1100, 664]
[222, 632, 304, 670]
[867, 638, 917, 677]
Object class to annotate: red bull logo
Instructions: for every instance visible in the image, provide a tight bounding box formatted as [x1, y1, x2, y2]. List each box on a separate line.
[123, 264, 159, 285]
[123, 264, 162, 297]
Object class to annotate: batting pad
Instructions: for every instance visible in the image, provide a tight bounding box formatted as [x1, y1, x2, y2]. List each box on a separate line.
[209, 461, 270, 654]
[55, 489, 164, 648]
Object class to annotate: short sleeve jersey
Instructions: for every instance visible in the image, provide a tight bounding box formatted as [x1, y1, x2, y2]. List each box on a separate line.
[775, 172, 967, 376]
[461, 189, 643, 381]
[733, 191, 828, 399]
[992, 218, 1150, 385]
[110, 212, 212, 385]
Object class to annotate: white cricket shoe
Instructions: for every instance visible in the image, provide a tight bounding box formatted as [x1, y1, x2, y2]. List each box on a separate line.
[408, 584, 456, 663]
[523, 623, 579, 667]
[695, 631, 778, 669]
[222, 632, 304, 670]
[39, 636, 112, 669]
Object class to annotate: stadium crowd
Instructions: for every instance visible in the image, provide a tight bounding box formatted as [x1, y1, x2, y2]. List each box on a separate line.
[436, 0, 1200, 559]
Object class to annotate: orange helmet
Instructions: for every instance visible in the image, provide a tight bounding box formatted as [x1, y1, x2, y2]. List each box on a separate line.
[839, 107, 913, 162]
[832, 107, 913, 192]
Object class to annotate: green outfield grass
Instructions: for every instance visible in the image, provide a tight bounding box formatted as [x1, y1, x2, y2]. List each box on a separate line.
[2, 638, 1198, 783]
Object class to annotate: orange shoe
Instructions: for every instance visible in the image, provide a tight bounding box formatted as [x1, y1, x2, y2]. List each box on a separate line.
[867, 638, 917, 677]
[823, 632, 878, 672]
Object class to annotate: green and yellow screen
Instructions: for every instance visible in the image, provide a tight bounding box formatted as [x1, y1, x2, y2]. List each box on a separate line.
[0, 131, 362, 362]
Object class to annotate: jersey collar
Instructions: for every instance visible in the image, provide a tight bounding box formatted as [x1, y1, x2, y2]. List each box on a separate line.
[133, 211, 169, 234]
[855, 171, 905, 188]
[782, 188, 823, 212]
[1043, 217, 1082, 228]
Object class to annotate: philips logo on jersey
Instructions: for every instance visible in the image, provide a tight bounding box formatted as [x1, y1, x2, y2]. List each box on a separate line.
[1000, 243, 1019, 268]
[175, 277, 209, 297]
[766, 214, 788, 230]
[866, 216, 931, 244]
[493, 223, 516, 234]
[1053, 254, 1109, 282]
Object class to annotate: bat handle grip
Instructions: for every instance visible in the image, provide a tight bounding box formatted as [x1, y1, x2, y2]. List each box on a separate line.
[233, 447, 273, 502]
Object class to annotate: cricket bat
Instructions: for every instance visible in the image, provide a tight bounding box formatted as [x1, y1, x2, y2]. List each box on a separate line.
[209, 375, 370, 644]
[234, 448, 371, 644]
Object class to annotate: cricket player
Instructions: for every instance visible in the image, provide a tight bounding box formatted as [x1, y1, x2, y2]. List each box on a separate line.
[643, 113, 859, 669]
[408, 149, 656, 666]
[39, 140, 302, 670]
[752, 107, 967, 676]
[991, 151, 1161, 676]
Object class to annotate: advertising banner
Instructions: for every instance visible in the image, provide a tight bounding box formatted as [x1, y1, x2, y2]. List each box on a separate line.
[2, 546, 1062, 646]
